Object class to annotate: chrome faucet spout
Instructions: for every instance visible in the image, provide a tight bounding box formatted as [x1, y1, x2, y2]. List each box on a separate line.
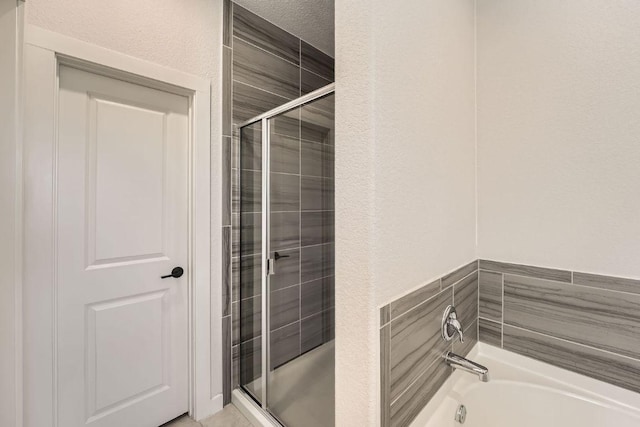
[444, 351, 490, 382]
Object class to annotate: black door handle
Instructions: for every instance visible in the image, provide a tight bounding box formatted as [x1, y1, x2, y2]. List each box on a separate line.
[274, 252, 290, 261]
[161, 267, 184, 279]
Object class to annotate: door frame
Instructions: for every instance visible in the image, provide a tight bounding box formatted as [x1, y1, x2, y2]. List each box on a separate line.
[22, 26, 222, 426]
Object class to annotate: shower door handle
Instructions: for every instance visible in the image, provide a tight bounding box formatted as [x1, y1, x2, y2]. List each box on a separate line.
[274, 252, 290, 261]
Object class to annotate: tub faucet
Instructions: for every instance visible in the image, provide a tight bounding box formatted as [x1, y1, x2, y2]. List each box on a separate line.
[445, 351, 490, 382]
[441, 305, 464, 343]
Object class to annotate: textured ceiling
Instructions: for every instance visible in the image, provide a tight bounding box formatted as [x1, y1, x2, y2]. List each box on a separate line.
[233, 0, 334, 57]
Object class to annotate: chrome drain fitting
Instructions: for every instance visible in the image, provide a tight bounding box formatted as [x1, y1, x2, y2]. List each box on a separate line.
[455, 404, 467, 424]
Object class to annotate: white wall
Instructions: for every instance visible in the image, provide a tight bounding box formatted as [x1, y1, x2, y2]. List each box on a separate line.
[0, 1, 22, 426]
[373, 0, 477, 306]
[477, 0, 640, 278]
[335, 0, 476, 424]
[27, 0, 219, 79]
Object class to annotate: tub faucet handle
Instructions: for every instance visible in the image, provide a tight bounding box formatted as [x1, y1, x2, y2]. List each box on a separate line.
[442, 305, 464, 343]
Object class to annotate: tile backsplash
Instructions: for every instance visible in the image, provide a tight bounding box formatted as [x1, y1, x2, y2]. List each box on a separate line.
[478, 259, 640, 395]
[380, 261, 478, 427]
[381, 258, 640, 427]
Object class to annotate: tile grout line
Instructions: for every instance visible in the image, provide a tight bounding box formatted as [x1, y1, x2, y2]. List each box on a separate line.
[504, 323, 640, 364]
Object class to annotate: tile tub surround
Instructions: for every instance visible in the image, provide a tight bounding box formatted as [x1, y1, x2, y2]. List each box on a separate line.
[380, 261, 479, 427]
[220, 0, 335, 405]
[477, 259, 640, 395]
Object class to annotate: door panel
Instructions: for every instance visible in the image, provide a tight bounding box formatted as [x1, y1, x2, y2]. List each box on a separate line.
[57, 65, 189, 427]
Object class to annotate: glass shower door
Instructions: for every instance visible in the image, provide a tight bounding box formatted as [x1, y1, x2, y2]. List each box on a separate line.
[266, 94, 335, 427]
[239, 89, 335, 427]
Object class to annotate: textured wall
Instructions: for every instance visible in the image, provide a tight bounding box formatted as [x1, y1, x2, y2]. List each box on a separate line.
[26, 0, 219, 79]
[477, 0, 640, 278]
[335, 0, 477, 425]
[0, 2, 21, 426]
[373, 0, 477, 305]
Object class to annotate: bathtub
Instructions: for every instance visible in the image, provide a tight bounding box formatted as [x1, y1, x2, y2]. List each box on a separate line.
[411, 343, 640, 427]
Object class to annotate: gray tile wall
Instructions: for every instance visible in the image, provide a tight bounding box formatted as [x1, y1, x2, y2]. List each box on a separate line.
[380, 261, 478, 427]
[221, 1, 335, 405]
[478, 259, 640, 395]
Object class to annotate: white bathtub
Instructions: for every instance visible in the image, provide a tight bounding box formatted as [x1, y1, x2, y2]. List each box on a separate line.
[411, 343, 640, 427]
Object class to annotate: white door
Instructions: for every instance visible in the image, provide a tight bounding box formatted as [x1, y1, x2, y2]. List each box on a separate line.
[56, 65, 189, 427]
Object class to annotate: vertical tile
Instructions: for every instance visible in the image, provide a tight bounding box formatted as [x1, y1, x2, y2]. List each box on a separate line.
[240, 123, 262, 171]
[233, 4, 300, 65]
[300, 105, 334, 145]
[233, 81, 289, 125]
[222, 136, 232, 224]
[231, 167, 239, 214]
[270, 212, 300, 252]
[271, 322, 301, 369]
[222, 0, 232, 47]
[240, 336, 262, 385]
[479, 318, 502, 347]
[222, 47, 232, 136]
[301, 243, 334, 283]
[301, 276, 335, 318]
[270, 173, 300, 212]
[380, 305, 390, 326]
[231, 301, 240, 346]
[222, 226, 231, 317]
[239, 296, 261, 342]
[479, 270, 502, 321]
[453, 271, 478, 330]
[390, 360, 451, 427]
[240, 170, 261, 213]
[301, 176, 334, 211]
[301, 40, 334, 80]
[452, 319, 477, 358]
[441, 260, 477, 290]
[236, 253, 261, 300]
[301, 68, 332, 95]
[270, 133, 300, 174]
[301, 211, 334, 247]
[222, 316, 232, 405]
[232, 256, 240, 300]
[233, 37, 300, 99]
[380, 324, 391, 427]
[239, 213, 261, 256]
[301, 308, 334, 353]
[270, 285, 300, 330]
[301, 140, 334, 178]
[271, 110, 300, 138]
[232, 344, 240, 388]
[389, 288, 452, 402]
[504, 274, 640, 359]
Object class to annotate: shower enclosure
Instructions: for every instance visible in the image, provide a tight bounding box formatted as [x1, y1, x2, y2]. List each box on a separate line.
[237, 84, 335, 427]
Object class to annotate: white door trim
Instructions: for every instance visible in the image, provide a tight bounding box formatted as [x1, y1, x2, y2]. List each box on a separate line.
[22, 26, 222, 426]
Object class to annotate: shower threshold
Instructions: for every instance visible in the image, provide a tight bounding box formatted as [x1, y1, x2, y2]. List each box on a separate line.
[234, 341, 335, 427]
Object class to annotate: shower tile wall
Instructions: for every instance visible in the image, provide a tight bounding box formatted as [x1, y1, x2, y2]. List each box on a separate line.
[379, 261, 479, 427]
[477, 259, 640, 395]
[220, 0, 335, 404]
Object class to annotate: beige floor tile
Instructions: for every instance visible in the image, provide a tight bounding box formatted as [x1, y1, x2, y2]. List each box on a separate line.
[162, 414, 201, 427]
[200, 405, 253, 427]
